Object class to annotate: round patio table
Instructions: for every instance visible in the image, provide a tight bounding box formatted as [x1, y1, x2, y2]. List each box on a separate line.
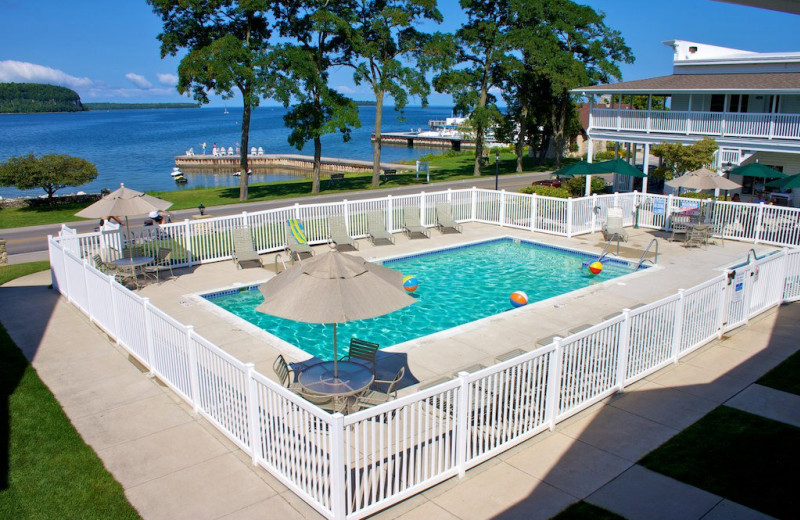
[111, 256, 154, 288]
[298, 361, 374, 397]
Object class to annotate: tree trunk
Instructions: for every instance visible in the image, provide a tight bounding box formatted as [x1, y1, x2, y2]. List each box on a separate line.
[473, 123, 484, 177]
[515, 106, 527, 172]
[552, 97, 568, 168]
[538, 133, 550, 165]
[371, 90, 384, 188]
[312, 136, 321, 194]
[239, 100, 251, 201]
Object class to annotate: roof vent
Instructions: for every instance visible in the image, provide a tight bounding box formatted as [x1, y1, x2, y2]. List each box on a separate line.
[689, 46, 698, 54]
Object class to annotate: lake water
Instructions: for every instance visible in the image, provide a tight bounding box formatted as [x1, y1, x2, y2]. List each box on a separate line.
[0, 105, 456, 198]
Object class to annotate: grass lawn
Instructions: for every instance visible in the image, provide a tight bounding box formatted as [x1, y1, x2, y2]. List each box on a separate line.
[639, 406, 799, 519]
[757, 348, 800, 395]
[551, 501, 626, 519]
[0, 262, 141, 520]
[0, 151, 561, 229]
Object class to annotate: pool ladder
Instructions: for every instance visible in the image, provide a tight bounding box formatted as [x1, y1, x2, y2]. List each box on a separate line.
[274, 253, 296, 273]
[597, 234, 623, 262]
[635, 238, 659, 270]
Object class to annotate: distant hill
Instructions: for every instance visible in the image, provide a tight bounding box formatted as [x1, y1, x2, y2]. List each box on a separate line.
[0, 82, 86, 113]
[355, 100, 377, 106]
[84, 102, 200, 110]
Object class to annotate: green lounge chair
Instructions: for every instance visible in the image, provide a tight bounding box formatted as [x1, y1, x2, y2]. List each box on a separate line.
[367, 211, 394, 245]
[231, 228, 264, 269]
[328, 214, 358, 250]
[435, 202, 463, 234]
[285, 219, 314, 260]
[402, 206, 430, 239]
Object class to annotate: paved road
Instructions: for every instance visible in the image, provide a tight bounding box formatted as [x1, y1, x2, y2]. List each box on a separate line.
[1, 170, 551, 262]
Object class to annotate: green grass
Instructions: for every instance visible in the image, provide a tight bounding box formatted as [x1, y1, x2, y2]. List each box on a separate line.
[0, 262, 141, 520]
[639, 406, 799, 519]
[0, 151, 561, 229]
[551, 501, 626, 519]
[757, 349, 800, 395]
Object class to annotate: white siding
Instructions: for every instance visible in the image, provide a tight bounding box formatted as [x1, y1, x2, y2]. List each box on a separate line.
[672, 94, 690, 111]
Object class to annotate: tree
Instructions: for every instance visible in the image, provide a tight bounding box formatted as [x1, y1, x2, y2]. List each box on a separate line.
[341, 0, 444, 187]
[433, 0, 512, 177]
[271, 0, 361, 194]
[652, 137, 718, 179]
[148, 1, 274, 202]
[0, 154, 97, 204]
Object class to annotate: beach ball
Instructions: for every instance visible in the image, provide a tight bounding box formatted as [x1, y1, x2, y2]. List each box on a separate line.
[510, 291, 528, 308]
[403, 275, 419, 293]
[589, 261, 603, 275]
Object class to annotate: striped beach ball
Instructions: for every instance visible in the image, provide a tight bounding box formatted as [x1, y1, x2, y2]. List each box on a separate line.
[510, 291, 528, 308]
[403, 275, 419, 293]
[589, 261, 603, 275]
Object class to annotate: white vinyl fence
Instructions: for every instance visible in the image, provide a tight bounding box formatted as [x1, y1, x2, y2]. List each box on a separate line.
[48, 187, 800, 520]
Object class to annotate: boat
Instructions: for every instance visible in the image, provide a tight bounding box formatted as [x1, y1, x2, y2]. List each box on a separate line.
[223, 107, 229, 114]
[174, 175, 188, 183]
[170, 167, 183, 177]
[232, 169, 252, 177]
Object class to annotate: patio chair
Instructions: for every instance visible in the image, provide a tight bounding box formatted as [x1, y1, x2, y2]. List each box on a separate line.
[145, 247, 175, 282]
[366, 211, 395, 245]
[327, 214, 358, 251]
[669, 214, 690, 242]
[231, 228, 264, 269]
[435, 202, 463, 234]
[295, 388, 349, 413]
[353, 367, 405, 411]
[602, 207, 628, 242]
[92, 254, 134, 285]
[273, 355, 301, 391]
[685, 224, 709, 249]
[285, 219, 314, 260]
[340, 337, 379, 376]
[402, 206, 430, 239]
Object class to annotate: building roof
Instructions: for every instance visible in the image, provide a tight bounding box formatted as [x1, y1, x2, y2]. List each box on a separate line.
[712, 0, 800, 15]
[574, 73, 800, 94]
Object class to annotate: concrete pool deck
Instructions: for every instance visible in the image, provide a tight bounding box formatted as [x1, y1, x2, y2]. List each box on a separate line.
[2, 225, 795, 519]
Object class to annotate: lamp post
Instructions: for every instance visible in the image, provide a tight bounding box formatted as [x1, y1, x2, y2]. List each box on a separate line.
[198, 203, 206, 216]
[494, 150, 500, 190]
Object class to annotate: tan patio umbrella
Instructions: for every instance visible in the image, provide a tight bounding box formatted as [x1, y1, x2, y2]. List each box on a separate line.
[666, 168, 741, 192]
[76, 183, 173, 260]
[256, 249, 416, 379]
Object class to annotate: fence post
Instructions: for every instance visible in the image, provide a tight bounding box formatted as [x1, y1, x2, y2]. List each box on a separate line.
[499, 190, 506, 227]
[471, 187, 478, 221]
[82, 259, 93, 321]
[184, 219, 194, 267]
[743, 264, 754, 325]
[343, 200, 350, 234]
[455, 371, 470, 477]
[420, 191, 427, 226]
[591, 194, 598, 234]
[546, 338, 563, 431]
[754, 203, 765, 244]
[530, 194, 538, 232]
[109, 275, 120, 343]
[672, 290, 685, 363]
[616, 310, 630, 391]
[717, 276, 728, 338]
[447, 188, 453, 203]
[143, 298, 155, 369]
[613, 192, 619, 207]
[386, 195, 394, 232]
[329, 412, 347, 520]
[778, 249, 790, 304]
[294, 203, 301, 219]
[245, 363, 262, 466]
[566, 198, 573, 238]
[61, 242, 72, 301]
[666, 194, 674, 230]
[186, 326, 201, 413]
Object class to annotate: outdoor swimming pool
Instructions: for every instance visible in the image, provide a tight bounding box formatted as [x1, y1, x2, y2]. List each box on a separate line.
[202, 238, 641, 360]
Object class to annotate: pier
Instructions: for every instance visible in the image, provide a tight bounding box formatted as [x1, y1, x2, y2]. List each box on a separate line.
[374, 132, 475, 150]
[175, 153, 414, 174]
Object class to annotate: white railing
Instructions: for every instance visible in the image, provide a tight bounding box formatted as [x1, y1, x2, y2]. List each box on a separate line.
[47, 187, 800, 520]
[590, 107, 800, 141]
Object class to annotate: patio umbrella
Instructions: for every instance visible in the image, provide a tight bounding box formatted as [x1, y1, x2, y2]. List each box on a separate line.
[729, 162, 787, 179]
[256, 249, 416, 379]
[75, 183, 173, 260]
[592, 158, 646, 178]
[552, 160, 597, 177]
[766, 175, 800, 190]
[666, 168, 741, 191]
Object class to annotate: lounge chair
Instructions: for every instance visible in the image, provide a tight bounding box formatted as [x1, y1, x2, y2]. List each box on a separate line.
[435, 202, 463, 234]
[602, 207, 628, 242]
[231, 228, 264, 269]
[340, 337, 379, 376]
[328, 214, 358, 251]
[353, 367, 405, 411]
[367, 211, 394, 245]
[285, 219, 314, 260]
[402, 206, 430, 239]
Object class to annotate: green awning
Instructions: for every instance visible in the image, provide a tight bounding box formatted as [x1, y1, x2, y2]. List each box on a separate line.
[592, 159, 647, 178]
[766, 175, 800, 189]
[729, 163, 787, 179]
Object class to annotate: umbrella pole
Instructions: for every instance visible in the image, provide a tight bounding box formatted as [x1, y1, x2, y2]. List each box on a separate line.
[125, 216, 133, 261]
[333, 323, 338, 379]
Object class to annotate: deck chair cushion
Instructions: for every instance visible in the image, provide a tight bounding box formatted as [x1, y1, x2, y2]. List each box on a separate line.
[287, 219, 308, 244]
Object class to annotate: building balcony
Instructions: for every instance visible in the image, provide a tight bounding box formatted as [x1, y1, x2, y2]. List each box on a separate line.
[589, 108, 800, 141]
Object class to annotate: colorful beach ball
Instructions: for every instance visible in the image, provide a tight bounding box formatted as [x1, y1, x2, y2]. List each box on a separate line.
[402, 275, 419, 293]
[589, 261, 603, 275]
[510, 291, 528, 308]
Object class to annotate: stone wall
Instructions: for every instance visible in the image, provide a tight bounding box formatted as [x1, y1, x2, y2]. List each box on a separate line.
[0, 192, 102, 209]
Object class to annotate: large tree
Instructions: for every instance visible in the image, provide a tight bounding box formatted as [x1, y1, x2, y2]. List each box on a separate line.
[271, 0, 360, 194]
[342, 0, 443, 187]
[433, 0, 512, 177]
[148, 0, 274, 201]
[0, 154, 97, 205]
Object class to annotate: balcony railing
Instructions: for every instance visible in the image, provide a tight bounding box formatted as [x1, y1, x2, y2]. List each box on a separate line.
[590, 108, 800, 141]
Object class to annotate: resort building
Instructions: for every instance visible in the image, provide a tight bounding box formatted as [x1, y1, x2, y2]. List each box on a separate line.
[576, 39, 800, 205]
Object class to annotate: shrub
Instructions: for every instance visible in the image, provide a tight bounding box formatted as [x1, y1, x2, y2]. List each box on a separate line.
[519, 185, 571, 198]
[679, 191, 726, 201]
[564, 176, 606, 196]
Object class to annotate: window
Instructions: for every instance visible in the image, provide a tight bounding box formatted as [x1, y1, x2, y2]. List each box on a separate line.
[710, 95, 725, 112]
[728, 95, 749, 113]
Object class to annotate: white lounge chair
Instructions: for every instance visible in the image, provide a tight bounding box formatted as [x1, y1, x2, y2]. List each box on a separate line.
[367, 211, 394, 245]
[435, 202, 463, 234]
[602, 207, 628, 242]
[403, 207, 430, 239]
[231, 228, 264, 269]
[328, 214, 358, 250]
[285, 219, 314, 260]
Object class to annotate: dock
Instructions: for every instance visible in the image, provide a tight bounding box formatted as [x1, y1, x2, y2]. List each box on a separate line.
[175, 153, 414, 174]
[374, 132, 476, 151]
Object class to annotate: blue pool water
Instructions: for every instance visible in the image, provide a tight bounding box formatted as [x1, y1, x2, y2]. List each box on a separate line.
[203, 238, 638, 360]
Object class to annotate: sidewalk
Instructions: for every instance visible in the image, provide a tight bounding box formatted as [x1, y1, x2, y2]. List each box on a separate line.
[1, 271, 797, 520]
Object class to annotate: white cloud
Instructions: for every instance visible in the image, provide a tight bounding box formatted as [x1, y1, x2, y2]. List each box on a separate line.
[157, 73, 178, 87]
[335, 85, 358, 94]
[0, 60, 93, 89]
[125, 72, 152, 88]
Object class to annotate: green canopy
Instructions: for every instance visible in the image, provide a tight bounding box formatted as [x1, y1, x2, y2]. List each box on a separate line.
[553, 161, 596, 177]
[729, 163, 786, 179]
[766, 175, 800, 189]
[592, 159, 647, 178]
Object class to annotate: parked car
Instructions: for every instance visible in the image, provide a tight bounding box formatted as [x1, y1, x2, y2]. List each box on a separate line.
[532, 179, 563, 188]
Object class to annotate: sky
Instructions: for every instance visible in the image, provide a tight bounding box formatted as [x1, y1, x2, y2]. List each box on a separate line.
[1, 0, 798, 107]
